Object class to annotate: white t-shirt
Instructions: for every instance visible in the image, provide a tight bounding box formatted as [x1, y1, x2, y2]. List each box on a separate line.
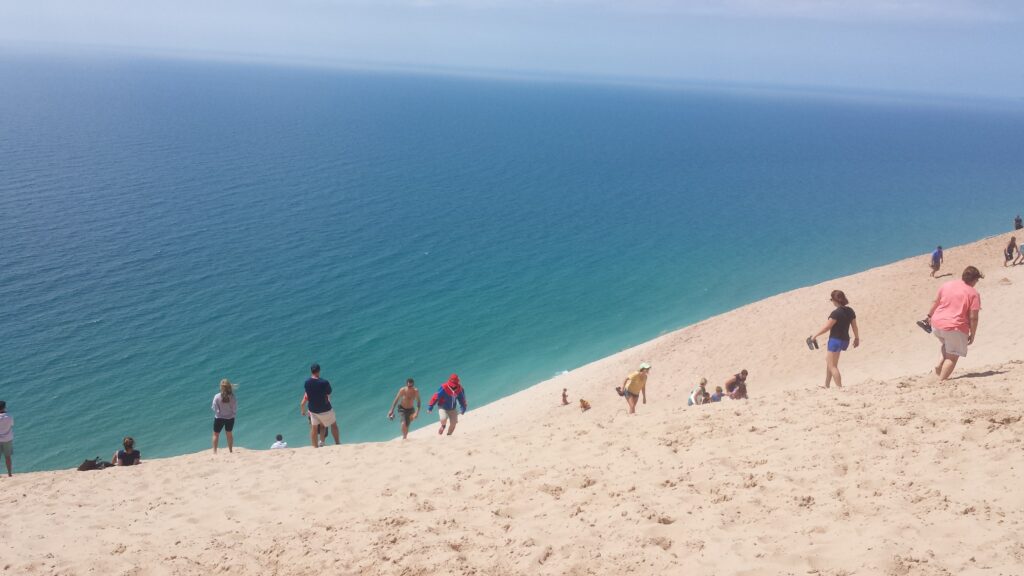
[270, 440, 287, 449]
[0, 413, 13, 442]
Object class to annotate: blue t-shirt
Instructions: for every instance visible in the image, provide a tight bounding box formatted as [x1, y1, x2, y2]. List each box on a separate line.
[305, 377, 333, 414]
[932, 249, 942, 263]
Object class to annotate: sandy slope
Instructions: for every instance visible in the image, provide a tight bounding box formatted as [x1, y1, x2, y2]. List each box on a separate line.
[2, 231, 1022, 576]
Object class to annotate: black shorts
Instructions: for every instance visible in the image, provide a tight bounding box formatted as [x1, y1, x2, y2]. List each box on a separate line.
[213, 418, 235, 433]
[398, 406, 414, 426]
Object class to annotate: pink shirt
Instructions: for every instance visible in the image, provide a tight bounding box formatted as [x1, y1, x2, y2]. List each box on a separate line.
[930, 280, 981, 334]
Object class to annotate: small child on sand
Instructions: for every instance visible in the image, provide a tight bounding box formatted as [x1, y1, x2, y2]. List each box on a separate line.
[562, 388, 569, 405]
[710, 386, 724, 402]
[579, 398, 591, 412]
[271, 434, 288, 449]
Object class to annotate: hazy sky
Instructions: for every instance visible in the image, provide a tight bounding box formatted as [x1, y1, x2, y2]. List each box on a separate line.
[2, 0, 1022, 98]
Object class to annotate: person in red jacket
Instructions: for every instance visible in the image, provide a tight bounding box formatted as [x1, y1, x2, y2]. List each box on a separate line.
[427, 374, 468, 436]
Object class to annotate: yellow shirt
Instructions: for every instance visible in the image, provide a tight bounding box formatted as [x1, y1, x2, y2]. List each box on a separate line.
[623, 371, 647, 395]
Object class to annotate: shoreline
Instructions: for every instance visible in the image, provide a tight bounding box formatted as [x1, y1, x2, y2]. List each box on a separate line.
[11, 228, 1022, 473]
[3, 228, 1022, 575]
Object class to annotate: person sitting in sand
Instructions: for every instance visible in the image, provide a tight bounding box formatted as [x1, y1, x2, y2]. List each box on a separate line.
[930, 245, 943, 277]
[709, 386, 724, 402]
[616, 362, 650, 414]
[723, 370, 750, 399]
[688, 378, 709, 406]
[1016, 214, 1023, 231]
[562, 388, 569, 405]
[113, 436, 141, 466]
[271, 434, 288, 449]
[809, 290, 860, 389]
[1005, 237, 1018, 267]
[387, 378, 421, 440]
[579, 398, 591, 412]
[211, 378, 238, 454]
[427, 374, 468, 436]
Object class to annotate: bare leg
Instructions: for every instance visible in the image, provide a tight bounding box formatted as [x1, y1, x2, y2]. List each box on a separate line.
[4, 454, 11, 476]
[226, 431, 234, 453]
[938, 352, 959, 381]
[330, 423, 340, 445]
[401, 418, 409, 440]
[826, 351, 843, 388]
[935, 343, 947, 375]
[438, 416, 446, 435]
[310, 424, 319, 448]
[212, 432, 220, 454]
[447, 420, 457, 435]
[627, 395, 638, 414]
[823, 360, 833, 388]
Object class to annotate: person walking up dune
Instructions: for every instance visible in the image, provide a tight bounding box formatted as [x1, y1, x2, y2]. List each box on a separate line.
[211, 379, 237, 454]
[809, 290, 860, 389]
[616, 363, 650, 414]
[930, 246, 943, 277]
[1005, 237, 1018, 267]
[427, 374, 467, 436]
[388, 378, 421, 440]
[925, 266, 983, 381]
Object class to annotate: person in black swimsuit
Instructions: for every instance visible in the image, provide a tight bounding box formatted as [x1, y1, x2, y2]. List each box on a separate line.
[809, 290, 860, 389]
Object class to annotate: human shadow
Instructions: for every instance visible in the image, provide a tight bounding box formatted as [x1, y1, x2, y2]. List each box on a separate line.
[952, 370, 1008, 380]
[932, 273, 953, 279]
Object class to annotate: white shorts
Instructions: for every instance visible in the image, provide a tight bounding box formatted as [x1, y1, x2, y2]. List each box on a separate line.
[309, 409, 336, 428]
[439, 409, 458, 424]
[934, 329, 969, 357]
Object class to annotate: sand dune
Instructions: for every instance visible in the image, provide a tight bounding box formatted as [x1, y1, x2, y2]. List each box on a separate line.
[2, 231, 1022, 575]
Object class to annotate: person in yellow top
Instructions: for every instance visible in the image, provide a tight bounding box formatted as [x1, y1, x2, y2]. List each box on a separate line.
[615, 362, 651, 414]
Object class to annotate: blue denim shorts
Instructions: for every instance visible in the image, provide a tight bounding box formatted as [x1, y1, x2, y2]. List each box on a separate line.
[827, 338, 849, 352]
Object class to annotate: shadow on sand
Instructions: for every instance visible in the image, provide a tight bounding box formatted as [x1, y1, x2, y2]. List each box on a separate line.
[952, 370, 1008, 380]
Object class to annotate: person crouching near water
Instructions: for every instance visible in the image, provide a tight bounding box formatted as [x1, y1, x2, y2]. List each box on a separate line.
[616, 363, 651, 414]
[809, 290, 860, 389]
[427, 374, 468, 436]
[211, 378, 238, 453]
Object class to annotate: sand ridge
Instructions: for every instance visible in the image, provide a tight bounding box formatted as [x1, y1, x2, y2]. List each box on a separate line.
[1, 231, 1021, 575]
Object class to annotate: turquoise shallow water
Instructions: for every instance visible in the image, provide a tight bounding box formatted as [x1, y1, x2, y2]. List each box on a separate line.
[1, 54, 1023, 471]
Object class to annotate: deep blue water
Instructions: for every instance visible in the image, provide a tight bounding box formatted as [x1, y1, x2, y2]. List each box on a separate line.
[1, 54, 1022, 471]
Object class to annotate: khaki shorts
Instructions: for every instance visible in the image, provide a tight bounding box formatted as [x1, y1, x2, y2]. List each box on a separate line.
[439, 409, 459, 424]
[309, 409, 336, 428]
[934, 329, 969, 357]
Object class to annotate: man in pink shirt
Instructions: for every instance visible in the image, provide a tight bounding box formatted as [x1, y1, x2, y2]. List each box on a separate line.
[925, 266, 983, 381]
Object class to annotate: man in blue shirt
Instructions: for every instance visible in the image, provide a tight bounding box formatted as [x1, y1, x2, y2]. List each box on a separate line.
[301, 363, 339, 448]
[930, 246, 943, 278]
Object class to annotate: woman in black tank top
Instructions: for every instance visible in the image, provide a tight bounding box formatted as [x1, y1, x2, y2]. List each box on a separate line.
[809, 290, 860, 389]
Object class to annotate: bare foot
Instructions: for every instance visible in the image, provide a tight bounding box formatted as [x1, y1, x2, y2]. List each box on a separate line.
[934, 365, 942, 376]
[437, 424, 445, 435]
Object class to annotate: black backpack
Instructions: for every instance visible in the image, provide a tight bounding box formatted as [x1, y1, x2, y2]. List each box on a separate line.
[77, 457, 115, 471]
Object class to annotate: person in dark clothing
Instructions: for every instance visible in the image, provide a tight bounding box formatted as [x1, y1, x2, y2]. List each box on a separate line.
[809, 290, 860, 389]
[300, 363, 340, 448]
